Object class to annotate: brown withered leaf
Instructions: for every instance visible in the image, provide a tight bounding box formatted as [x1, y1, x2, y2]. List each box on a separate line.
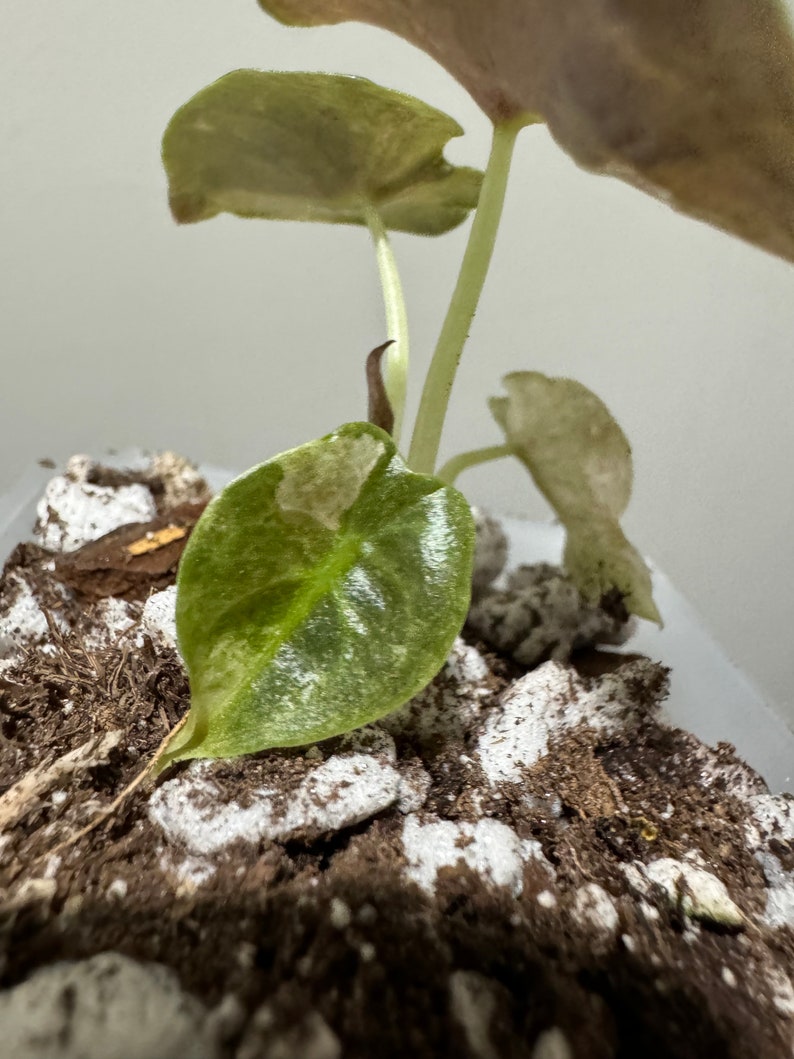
[258, 0, 794, 262]
[54, 501, 208, 602]
[365, 340, 395, 436]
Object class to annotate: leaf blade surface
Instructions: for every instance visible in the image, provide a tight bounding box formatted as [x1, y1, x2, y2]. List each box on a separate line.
[163, 69, 482, 235]
[161, 423, 475, 766]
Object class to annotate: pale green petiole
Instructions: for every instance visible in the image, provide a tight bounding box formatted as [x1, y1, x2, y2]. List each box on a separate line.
[436, 443, 513, 485]
[407, 115, 529, 476]
[366, 206, 410, 446]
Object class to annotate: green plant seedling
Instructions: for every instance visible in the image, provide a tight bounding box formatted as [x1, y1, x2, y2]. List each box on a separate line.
[158, 423, 474, 770]
[162, 70, 483, 446]
[154, 1, 794, 770]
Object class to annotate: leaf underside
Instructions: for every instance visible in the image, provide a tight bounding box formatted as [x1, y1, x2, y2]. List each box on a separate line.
[159, 422, 475, 768]
[257, 0, 794, 263]
[163, 69, 482, 235]
[490, 371, 660, 624]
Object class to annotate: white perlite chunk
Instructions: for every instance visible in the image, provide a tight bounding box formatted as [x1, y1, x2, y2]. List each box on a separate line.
[722, 966, 738, 988]
[449, 971, 501, 1059]
[395, 761, 433, 814]
[532, 1027, 574, 1059]
[146, 451, 209, 510]
[140, 586, 179, 653]
[35, 473, 156, 553]
[335, 724, 396, 759]
[625, 858, 745, 928]
[573, 883, 620, 935]
[237, 1007, 341, 1059]
[477, 659, 664, 787]
[150, 744, 403, 858]
[401, 815, 549, 896]
[766, 966, 794, 1018]
[745, 794, 794, 929]
[160, 850, 218, 892]
[444, 635, 491, 688]
[106, 879, 128, 901]
[468, 562, 632, 667]
[0, 952, 219, 1059]
[329, 898, 352, 930]
[694, 752, 768, 802]
[0, 574, 65, 662]
[382, 637, 492, 746]
[84, 598, 138, 649]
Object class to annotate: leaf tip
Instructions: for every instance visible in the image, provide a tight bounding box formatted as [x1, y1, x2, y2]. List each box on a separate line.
[365, 341, 396, 436]
[622, 572, 662, 627]
[168, 191, 208, 225]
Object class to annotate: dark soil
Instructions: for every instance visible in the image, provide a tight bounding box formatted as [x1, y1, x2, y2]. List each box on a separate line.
[0, 466, 792, 1059]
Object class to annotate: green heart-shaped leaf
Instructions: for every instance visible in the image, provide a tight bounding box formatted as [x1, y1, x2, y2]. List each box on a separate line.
[490, 372, 660, 624]
[158, 422, 475, 768]
[162, 70, 482, 235]
[258, 0, 794, 262]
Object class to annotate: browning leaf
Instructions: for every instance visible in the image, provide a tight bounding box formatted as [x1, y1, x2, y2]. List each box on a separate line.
[258, 0, 794, 261]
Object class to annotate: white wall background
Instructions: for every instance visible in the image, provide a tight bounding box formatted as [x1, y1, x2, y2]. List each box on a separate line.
[2, 1, 793, 719]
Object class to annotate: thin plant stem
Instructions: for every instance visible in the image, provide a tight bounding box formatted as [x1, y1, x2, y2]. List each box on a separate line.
[407, 116, 525, 475]
[436, 443, 513, 485]
[366, 206, 410, 446]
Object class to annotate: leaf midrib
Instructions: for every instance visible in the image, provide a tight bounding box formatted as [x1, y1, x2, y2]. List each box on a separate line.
[215, 529, 363, 717]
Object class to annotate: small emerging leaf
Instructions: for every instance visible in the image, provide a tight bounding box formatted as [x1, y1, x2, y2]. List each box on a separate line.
[163, 70, 482, 235]
[158, 422, 475, 768]
[490, 372, 660, 623]
[258, 0, 794, 262]
[366, 341, 395, 435]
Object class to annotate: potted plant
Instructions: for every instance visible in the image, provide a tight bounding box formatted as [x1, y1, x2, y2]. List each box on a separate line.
[1, 2, 793, 1057]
